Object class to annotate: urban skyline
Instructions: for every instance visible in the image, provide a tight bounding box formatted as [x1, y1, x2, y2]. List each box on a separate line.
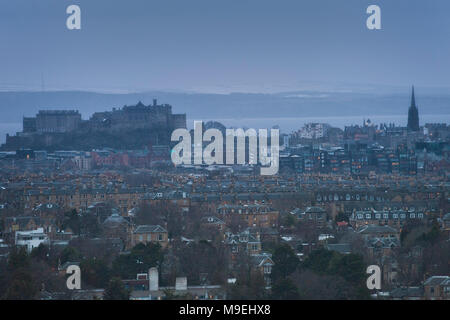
[0, 0, 448, 305]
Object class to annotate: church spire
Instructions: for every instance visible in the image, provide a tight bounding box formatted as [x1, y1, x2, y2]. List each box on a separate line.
[407, 85, 419, 131]
[411, 85, 416, 107]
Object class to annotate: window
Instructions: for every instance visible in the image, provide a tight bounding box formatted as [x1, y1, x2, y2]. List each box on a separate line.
[393, 214, 398, 219]
[263, 265, 272, 274]
[418, 213, 423, 218]
[158, 234, 163, 241]
[375, 214, 381, 219]
[410, 213, 415, 219]
[383, 213, 389, 219]
[366, 214, 371, 219]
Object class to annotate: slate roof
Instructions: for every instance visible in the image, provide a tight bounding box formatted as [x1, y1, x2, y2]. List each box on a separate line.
[423, 276, 450, 286]
[366, 237, 400, 249]
[201, 216, 225, 225]
[358, 224, 398, 235]
[326, 243, 352, 254]
[251, 253, 274, 267]
[390, 286, 423, 299]
[134, 225, 167, 234]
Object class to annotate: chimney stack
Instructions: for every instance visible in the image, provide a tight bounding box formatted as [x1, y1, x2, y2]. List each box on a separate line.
[175, 277, 187, 291]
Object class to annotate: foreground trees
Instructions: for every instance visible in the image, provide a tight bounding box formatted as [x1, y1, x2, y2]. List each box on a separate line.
[1, 245, 66, 300]
[111, 242, 164, 279]
[269, 246, 369, 300]
[103, 277, 130, 300]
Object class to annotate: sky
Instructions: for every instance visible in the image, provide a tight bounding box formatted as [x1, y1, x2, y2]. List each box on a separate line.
[0, 0, 449, 93]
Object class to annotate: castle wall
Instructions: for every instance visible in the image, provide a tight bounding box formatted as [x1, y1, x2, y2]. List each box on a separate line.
[36, 110, 81, 133]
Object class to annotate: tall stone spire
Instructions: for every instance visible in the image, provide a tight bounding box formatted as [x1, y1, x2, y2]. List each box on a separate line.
[407, 85, 419, 131]
[411, 86, 416, 108]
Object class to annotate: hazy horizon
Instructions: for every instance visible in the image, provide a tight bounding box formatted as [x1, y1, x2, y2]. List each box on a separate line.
[1, 0, 449, 142]
[1, 0, 449, 94]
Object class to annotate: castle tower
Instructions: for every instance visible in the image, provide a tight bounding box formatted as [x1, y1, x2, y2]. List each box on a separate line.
[407, 86, 419, 131]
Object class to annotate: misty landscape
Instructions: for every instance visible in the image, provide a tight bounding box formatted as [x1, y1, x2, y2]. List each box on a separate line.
[0, 0, 449, 305]
[1, 88, 449, 142]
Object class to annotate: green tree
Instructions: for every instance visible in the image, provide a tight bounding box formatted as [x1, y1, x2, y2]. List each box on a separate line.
[79, 212, 102, 238]
[8, 246, 30, 270]
[271, 278, 300, 300]
[30, 243, 49, 262]
[63, 209, 81, 235]
[327, 253, 366, 284]
[228, 269, 267, 300]
[3, 247, 38, 300]
[103, 277, 130, 300]
[418, 219, 441, 245]
[80, 258, 110, 288]
[271, 244, 299, 282]
[112, 243, 163, 279]
[283, 214, 296, 228]
[59, 246, 82, 265]
[335, 212, 348, 223]
[300, 248, 369, 299]
[301, 248, 334, 275]
[4, 269, 38, 300]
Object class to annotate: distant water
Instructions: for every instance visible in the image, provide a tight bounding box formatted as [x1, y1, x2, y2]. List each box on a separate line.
[1, 114, 449, 144]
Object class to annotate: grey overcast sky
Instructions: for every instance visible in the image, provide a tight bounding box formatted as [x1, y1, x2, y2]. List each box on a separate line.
[0, 0, 449, 93]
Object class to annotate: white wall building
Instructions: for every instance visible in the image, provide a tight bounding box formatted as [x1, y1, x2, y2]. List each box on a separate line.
[299, 123, 330, 139]
[15, 228, 49, 253]
[73, 152, 93, 171]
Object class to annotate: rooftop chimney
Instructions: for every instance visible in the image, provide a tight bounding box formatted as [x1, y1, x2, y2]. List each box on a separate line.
[175, 277, 187, 291]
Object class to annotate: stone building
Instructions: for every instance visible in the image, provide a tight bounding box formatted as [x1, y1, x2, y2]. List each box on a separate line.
[89, 100, 186, 132]
[131, 225, 168, 249]
[35, 110, 82, 133]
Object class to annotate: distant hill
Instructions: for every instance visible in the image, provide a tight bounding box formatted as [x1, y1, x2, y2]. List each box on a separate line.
[0, 90, 449, 124]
